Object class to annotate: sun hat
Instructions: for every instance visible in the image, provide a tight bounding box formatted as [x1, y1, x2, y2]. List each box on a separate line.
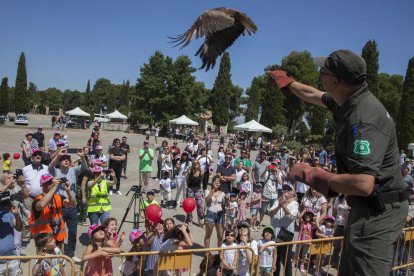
[88, 224, 106, 238]
[129, 229, 143, 243]
[267, 164, 278, 171]
[95, 145, 103, 150]
[40, 174, 54, 187]
[31, 148, 42, 155]
[25, 131, 33, 136]
[38, 125, 43, 129]
[92, 166, 103, 173]
[324, 215, 336, 222]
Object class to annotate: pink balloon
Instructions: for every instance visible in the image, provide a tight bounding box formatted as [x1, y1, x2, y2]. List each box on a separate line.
[182, 197, 196, 214]
[145, 204, 162, 223]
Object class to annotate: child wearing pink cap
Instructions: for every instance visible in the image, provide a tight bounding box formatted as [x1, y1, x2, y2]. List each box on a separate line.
[82, 224, 121, 276]
[122, 229, 146, 275]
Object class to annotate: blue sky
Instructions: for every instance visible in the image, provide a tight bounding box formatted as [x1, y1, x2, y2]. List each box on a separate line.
[0, 0, 413, 92]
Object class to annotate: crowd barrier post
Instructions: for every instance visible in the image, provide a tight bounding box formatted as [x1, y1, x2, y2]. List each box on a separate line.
[0, 254, 78, 276]
[255, 237, 343, 276]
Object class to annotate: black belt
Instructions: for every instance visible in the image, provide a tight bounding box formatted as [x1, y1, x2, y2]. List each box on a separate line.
[382, 189, 409, 204]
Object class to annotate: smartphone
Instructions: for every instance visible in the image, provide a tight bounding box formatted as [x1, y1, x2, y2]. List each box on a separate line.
[103, 169, 111, 175]
[15, 169, 23, 178]
[67, 148, 79, 154]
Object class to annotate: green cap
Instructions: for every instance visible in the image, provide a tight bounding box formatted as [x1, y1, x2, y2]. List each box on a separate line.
[263, 225, 275, 236]
[324, 49, 367, 84]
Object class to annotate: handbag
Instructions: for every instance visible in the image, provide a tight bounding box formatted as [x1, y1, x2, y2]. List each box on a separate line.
[277, 226, 294, 242]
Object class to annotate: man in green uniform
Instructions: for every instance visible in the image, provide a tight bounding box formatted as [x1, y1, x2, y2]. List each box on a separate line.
[267, 49, 408, 275]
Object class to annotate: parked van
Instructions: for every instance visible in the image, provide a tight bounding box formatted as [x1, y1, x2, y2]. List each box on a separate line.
[93, 114, 109, 123]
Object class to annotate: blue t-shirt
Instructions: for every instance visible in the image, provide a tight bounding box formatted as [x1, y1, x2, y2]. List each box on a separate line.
[319, 150, 328, 165]
[0, 211, 16, 259]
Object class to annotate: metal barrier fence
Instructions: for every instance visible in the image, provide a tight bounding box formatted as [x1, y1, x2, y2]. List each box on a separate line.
[81, 246, 256, 276]
[255, 236, 344, 276]
[0, 255, 78, 276]
[392, 227, 414, 275]
[3, 229, 414, 276]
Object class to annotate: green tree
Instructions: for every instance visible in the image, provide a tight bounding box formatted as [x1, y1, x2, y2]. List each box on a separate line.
[38, 88, 62, 114]
[377, 73, 403, 121]
[91, 78, 116, 113]
[62, 90, 82, 111]
[260, 78, 284, 129]
[0, 77, 9, 114]
[28, 82, 39, 112]
[397, 57, 414, 150]
[245, 76, 265, 121]
[211, 52, 232, 128]
[82, 80, 91, 111]
[361, 40, 379, 95]
[131, 51, 172, 125]
[14, 52, 29, 113]
[229, 85, 243, 121]
[280, 51, 321, 135]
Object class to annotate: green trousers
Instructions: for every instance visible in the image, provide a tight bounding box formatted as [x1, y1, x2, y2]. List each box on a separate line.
[339, 200, 408, 276]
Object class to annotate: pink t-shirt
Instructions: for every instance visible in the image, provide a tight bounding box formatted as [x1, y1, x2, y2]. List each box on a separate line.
[250, 192, 261, 209]
[299, 222, 313, 244]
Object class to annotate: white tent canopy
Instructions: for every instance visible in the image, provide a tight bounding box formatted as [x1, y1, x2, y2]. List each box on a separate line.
[107, 109, 127, 120]
[169, 115, 199, 126]
[234, 119, 272, 133]
[65, 107, 90, 117]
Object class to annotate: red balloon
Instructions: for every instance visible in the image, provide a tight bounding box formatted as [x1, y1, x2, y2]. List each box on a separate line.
[145, 204, 162, 223]
[13, 153, 21, 160]
[182, 197, 196, 214]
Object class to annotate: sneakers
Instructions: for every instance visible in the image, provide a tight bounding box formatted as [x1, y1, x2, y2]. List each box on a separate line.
[300, 263, 306, 273]
[155, 178, 159, 181]
[109, 190, 113, 196]
[72, 256, 81, 263]
[116, 190, 122, 196]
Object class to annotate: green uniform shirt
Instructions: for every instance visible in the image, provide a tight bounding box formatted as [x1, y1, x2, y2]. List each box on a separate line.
[322, 83, 405, 195]
[234, 157, 252, 169]
[139, 148, 154, 172]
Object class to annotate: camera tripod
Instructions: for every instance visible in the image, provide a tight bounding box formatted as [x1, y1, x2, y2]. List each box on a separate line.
[118, 185, 144, 234]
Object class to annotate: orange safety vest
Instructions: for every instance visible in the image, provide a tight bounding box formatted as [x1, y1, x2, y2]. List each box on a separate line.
[28, 194, 67, 242]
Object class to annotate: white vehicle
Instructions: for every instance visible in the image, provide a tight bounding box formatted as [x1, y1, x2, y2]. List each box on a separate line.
[15, 114, 28, 126]
[93, 114, 109, 123]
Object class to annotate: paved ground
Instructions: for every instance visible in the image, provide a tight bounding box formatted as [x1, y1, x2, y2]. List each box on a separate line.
[0, 114, 277, 275]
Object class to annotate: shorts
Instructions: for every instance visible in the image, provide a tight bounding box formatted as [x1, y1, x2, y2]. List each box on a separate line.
[250, 208, 259, 216]
[260, 198, 276, 214]
[259, 266, 272, 272]
[226, 215, 236, 225]
[204, 210, 224, 224]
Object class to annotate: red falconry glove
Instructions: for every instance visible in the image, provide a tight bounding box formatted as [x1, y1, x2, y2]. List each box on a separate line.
[267, 70, 296, 89]
[288, 163, 335, 197]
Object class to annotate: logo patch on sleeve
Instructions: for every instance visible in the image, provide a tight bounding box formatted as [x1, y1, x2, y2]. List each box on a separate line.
[353, 140, 371, 155]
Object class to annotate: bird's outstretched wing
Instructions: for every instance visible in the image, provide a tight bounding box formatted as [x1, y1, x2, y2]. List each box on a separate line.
[169, 8, 257, 71]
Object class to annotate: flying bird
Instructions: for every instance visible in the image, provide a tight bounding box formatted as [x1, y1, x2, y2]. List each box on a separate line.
[169, 7, 257, 71]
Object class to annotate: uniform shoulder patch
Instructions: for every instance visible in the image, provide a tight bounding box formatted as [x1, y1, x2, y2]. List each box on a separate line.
[353, 140, 371, 155]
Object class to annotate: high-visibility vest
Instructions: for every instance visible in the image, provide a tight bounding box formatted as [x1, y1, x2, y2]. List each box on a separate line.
[87, 179, 112, 213]
[28, 194, 67, 242]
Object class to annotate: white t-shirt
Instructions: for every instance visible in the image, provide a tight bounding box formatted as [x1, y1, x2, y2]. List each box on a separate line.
[240, 181, 252, 195]
[221, 242, 237, 268]
[319, 225, 335, 237]
[237, 239, 258, 276]
[258, 239, 276, 268]
[227, 201, 238, 218]
[161, 154, 173, 171]
[160, 178, 171, 192]
[233, 169, 246, 188]
[207, 191, 225, 213]
[177, 161, 192, 180]
[302, 194, 327, 220]
[269, 199, 299, 235]
[196, 155, 212, 172]
[333, 197, 349, 226]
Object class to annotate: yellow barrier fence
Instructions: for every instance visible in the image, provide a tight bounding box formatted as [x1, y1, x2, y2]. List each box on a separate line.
[255, 236, 344, 276]
[0, 254, 79, 276]
[78, 246, 255, 276]
[391, 226, 414, 275]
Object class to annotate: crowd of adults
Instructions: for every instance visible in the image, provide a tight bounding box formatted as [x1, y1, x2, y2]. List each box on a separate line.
[1, 125, 414, 275]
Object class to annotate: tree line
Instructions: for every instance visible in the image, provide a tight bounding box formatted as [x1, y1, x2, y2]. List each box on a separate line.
[0, 40, 413, 150]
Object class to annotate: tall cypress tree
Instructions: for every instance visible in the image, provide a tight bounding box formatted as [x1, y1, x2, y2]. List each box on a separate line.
[260, 78, 284, 128]
[14, 52, 28, 113]
[211, 52, 232, 129]
[0, 77, 9, 114]
[361, 40, 379, 95]
[82, 80, 91, 111]
[397, 57, 414, 150]
[245, 76, 264, 122]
